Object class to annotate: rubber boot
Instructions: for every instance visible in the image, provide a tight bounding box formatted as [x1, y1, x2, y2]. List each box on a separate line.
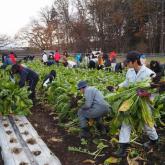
[79, 127, 91, 138]
[114, 143, 129, 157]
[143, 139, 158, 150]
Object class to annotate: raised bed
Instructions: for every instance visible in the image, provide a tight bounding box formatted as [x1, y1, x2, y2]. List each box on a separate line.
[0, 116, 61, 165]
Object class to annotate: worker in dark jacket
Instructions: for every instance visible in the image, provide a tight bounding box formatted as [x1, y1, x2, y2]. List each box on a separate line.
[1, 53, 14, 69]
[11, 64, 39, 103]
[43, 70, 56, 87]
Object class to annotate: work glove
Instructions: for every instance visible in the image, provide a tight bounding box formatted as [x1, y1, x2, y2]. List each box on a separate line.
[150, 81, 165, 93]
[150, 73, 161, 83]
[137, 88, 151, 97]
[150, 82, 159, 88]
[106, 85, 119, 92]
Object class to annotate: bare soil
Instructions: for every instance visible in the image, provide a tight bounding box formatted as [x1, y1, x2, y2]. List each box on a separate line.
[27, 104, 165, 165]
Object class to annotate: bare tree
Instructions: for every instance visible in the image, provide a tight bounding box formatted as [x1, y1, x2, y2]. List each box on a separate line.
[0, 34, 12, 48]
[15, 0, 165, 53]
[16, 6, 59, 50]
[160, 0, 165, 53]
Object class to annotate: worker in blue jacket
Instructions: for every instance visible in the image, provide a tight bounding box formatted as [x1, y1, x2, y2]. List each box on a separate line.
[11, 64, 39, 104]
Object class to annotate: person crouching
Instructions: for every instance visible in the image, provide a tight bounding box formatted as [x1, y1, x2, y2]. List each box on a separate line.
[43, 70, 56, 87]
[77, 80, 110, 138]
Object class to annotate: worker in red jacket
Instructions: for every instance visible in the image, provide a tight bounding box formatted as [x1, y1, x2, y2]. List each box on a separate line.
[109, 51, 117, 63]
[9, 52, 16, 64]
[54, 50, 61, 66]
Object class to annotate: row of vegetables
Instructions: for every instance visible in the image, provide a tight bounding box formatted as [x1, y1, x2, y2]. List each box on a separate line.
[0, 60, 164, 136]
[0, 67, 32, 115]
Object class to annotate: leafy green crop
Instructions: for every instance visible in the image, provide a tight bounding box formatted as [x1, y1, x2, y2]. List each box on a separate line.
[105, 81, 162, 134]
[0, 68, 32, 115]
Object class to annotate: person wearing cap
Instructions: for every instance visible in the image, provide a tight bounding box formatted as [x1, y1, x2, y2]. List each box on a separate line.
[77, 80, 110, 138]
[114, 51, 158, 157]
[11, 64, 39, 104]
[43, 70, 56, 87]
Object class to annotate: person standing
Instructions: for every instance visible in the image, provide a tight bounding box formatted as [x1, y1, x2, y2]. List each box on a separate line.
[1, 53, 14, 69]
[75, 53, 81, 67]
[54, 50, 61, 66]
[97, 53, 104, 70]
[42, 51, 48, 65]
[9, 52, 16, 64]
[109, 50, 117, 63]
[114, 51, 158, 157]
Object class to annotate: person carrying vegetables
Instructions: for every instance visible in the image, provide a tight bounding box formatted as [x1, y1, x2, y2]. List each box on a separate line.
[114, 51, 158, 157]
[77, 80, 110, 138]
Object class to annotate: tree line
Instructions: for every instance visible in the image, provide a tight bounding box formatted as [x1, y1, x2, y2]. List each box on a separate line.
[14, 0, 165, 53]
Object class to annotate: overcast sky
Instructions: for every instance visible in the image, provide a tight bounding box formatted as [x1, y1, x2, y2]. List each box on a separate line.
[0, 0, 54, 37]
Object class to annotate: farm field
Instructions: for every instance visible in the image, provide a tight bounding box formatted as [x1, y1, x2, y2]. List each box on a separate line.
[27, 103, 165, 165]
[0, 0, 165, 163]
[0, 60, 165, 165]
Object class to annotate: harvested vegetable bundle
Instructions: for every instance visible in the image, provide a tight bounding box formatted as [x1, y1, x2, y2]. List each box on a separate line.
[105, 81, 159, 134]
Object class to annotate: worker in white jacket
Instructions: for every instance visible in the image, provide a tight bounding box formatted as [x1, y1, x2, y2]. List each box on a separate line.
[42, 52, 48, 64]
[115, 51, 158, 157]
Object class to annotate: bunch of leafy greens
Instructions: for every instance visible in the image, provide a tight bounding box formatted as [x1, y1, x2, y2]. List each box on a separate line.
[0, 68, 32, 115]
[105, 81, 160, 134]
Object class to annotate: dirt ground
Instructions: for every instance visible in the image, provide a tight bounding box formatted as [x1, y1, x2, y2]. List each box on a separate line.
[26, 104, 165, 165]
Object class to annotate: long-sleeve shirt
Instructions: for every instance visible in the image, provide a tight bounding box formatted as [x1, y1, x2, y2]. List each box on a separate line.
[54, 52, 61, 62]
[9, 54, 16, 64]
[43, 73, 55, 87]
[119, 65, 156, 88]
[18, 67, 39, 87]
[82, 86, 108, 109]
[75, 54, 81, 62]
[42, 53, 48, 62]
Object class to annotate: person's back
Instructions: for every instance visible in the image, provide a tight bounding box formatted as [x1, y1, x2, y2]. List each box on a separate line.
[54, 51, 61, 62]
[15, 65, 39, 87]
[11, 64, 39, 103]
[9, 52, 16, 64]
[42, 52, 48, 63]
[98, 55, 103, 65]
[84, 86, 108, 108]
[1, 54, 13, 68]
[43, 70, 56, 87]
[75, 53, 81, 62]
[67, 60, 77, 68]
[77, 81, 110, 138]
[109, 51, 117, 63]
[2, 53, 8, 63]
[83, 55, 89, 67]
